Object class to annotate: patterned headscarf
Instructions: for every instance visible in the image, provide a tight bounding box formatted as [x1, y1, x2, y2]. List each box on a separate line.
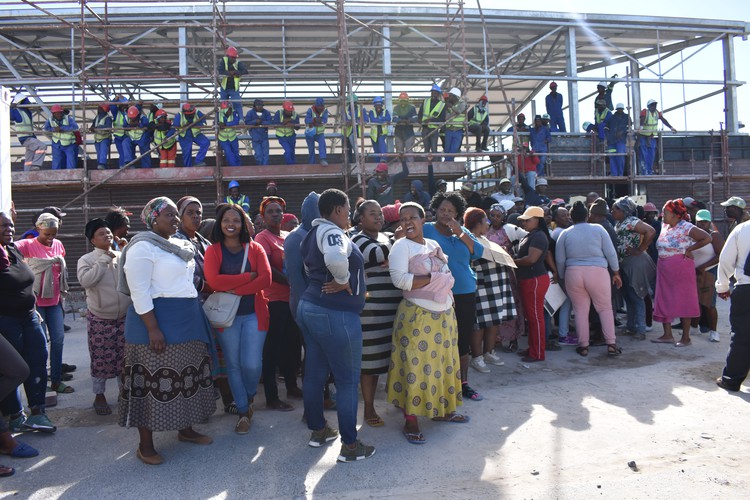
[141, 196, 176, 227]
[35, 213, 59, 229]
[259, 196, 286, 216]
[613, 196, 637, 218]
[665, 199, 689, 221]
[176, 196, 202, 217]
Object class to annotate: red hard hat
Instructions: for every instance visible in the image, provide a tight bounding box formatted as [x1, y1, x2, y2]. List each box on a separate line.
[479, 95, 488, 102]
[549, 82, 558, 88]
[50, 104, 63, 113]
[220, 101, 230, 110]
[182, 103, 196, 114]
[155, 109, 167, 119]
[283, 100, 294, 112]
[98, 103, 110, 112]
[127, 106, 140, 119]
[226, 46, 238, 58]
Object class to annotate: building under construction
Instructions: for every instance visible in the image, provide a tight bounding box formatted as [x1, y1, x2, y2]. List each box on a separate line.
[1, 1, 749, 281]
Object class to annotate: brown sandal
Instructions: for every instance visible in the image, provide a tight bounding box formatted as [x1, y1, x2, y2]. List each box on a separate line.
[575, 346, 589, 357]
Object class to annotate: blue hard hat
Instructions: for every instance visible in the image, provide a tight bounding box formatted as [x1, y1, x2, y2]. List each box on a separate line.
[315, 97, 325, 106]
[228, 180, 240, 189]
[373, 96, 384, 105]
[431, 84, 441, 93]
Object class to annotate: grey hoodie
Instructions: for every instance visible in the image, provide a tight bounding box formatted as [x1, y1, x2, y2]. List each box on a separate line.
[284, 192, 320, 320]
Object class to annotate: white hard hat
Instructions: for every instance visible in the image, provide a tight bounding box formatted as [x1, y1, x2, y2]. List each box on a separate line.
[12, 92, 28, 104]
[647, 99, 657, 106]
[615, 103, 625, 110]
[582, 121, 592, 130]
[449, 87, 461, 98]
[597, 81, 607, 88]
[498, 200, 515, 212]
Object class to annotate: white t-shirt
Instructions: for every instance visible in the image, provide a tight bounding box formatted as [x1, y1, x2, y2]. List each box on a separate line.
[389, 237, 453, 312]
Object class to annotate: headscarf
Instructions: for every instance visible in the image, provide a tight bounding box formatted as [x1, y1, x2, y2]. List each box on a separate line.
[281, 213, 297, 226]
[176, 196, 202, 218]
[381, 202, 402, 224]
[35, 213, 59, 229]
[613, 196, 637, 218]
[259, 196, 286, 216]
[489, 203, 504, 214]
[141, 196, 175, 227]
[85, 218, 109, 241]
[665, 199, 689, 221]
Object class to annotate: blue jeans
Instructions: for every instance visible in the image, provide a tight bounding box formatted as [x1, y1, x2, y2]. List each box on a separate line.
[220, 89, 243, 121]
[444, 129, 463, 161]
[297, 300, 362, 445]
[0, 310, 49, 412]
[621, 274, 646, 334]
[95, 138, 111, 167]
[220, 139, 241, 166]
[558, 297, 572, 337]
[306, 133, 327, 164]
[215, 313, 267, 414]
[638, 135, 656, 175]
[37, 302, 64, 385]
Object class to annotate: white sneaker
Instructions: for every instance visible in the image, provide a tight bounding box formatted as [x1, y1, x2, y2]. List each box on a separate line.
[470, 356, 491, 373]
[645, 325, 654, 332]
[690, 327, 701, 336]
[483, 351, 505, 366]
[709, 331, 720, 342]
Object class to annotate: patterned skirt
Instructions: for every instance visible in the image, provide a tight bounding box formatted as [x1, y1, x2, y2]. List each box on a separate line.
[386, 300, 462, 418]
[475, 260, 517, 328]
[118, 341, 215, 431]
[87, 312, 125, 379]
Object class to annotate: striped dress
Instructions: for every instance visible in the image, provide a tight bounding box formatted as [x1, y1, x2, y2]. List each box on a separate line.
[352, 231, 402, 375]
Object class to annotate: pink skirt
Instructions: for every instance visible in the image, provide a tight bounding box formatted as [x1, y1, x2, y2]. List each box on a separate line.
[653, 254, 700, 323]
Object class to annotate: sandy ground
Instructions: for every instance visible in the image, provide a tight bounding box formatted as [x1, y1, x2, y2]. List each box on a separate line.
[1, 298, 748, 500]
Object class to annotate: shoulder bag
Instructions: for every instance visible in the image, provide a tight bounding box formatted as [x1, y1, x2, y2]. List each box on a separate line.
[203, 243, 249, 328]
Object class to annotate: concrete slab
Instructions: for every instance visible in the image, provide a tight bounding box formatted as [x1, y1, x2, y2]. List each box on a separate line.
[1, 299, 747, 499]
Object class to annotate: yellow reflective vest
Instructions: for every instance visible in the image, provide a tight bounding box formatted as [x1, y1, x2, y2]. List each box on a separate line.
[220, 57, 240, 90]
[421, 98, 445, 128]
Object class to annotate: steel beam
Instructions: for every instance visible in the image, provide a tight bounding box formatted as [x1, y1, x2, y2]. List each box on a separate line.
[566, 26, 579, 133]
[723, 34, 738, 133]
[178, 26, 187, 101]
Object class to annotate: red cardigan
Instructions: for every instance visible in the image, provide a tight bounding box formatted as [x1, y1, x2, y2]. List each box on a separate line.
[203, 241, 272, 331]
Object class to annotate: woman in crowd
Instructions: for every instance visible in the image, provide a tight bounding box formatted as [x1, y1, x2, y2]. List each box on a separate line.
[651, 199, 711, 347]
[77, 218, 131, 415]
[0, 210, 55, 434]
[423, 191, 484, 401]
[464, 207, 513, 371]
[692, 209, 724, 342]
[255, 196, 301, 411]
[15, 213, 71, 394]
[104, 206, 131, 251]
[119, 197, 215, 465]
[388, 202, 467, 444]
[513, 206, 551, 362]
[351, 200, 402, 427]
[555, 201, 623, 357]
[487, 201, 527, 352]
[611, 197, 656, 341]
[298, 189, 375, 462]
[204, 203, 272, 434]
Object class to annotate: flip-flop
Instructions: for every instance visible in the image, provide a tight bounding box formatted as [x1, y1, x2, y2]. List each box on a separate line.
[650, 338, 675, 344]
[93, 402, 112, 416]
[2, 441, 39, 458]
[0, 465, 14, 478]
[432, 413, 471, 424]
[675, 341, 692, 347]
[402, 428, 426, 444]
[51, 383, 74, 394]
[365, 416, 384, 427]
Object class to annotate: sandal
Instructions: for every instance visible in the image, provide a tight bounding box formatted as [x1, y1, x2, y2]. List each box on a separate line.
[461, 384, 483, 401]
[575, 346, 589, 357]
[224, 402, 239, 415]
[0, 464, 14, 478]
[402, 428, 426, 444]
[365, 415, 385, 427]
[607, 345, 623, 357]
[93, 401, 112, 416]
[432, 413, 470, 424]
[50, 382, 74, 394]
[502, 341, 518, 353]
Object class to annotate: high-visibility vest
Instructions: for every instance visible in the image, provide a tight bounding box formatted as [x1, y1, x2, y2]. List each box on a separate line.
[113, 111, 127, 137]
[595, 108, 609, 125]
[176, 113, 202, 138]
[93, 114, 111, 142]
[225, 194, 250, 214]
[154, 128, 176, 150]
[275, 111, 298, 138]
[421, 98, 445, 128]
[343, 105, 363, 138]
[368, 109, 388, 141]
[307, 108, 326, 134]
[220, 57, 240, 90]
[126, 118, 144, 141]
[218, 110, 238, 142]
[469, 107, 488, 126]
[49, 116, 75, 146]
[445, 102, 465, 130]
[641, 110, 658, 137]
[14, 109, 33, 136]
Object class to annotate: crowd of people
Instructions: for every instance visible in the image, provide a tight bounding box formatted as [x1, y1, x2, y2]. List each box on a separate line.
[1, 174, 749, 473]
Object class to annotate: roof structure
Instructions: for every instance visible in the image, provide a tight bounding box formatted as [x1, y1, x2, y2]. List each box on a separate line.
[0, 1, 747, 132]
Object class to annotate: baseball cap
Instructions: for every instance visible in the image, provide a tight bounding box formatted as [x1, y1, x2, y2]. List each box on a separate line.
[436, 178, 447, 187]
[643, 202, 658, 213]
[518, 206, 545, 220]
[499, 178, 511, 185]
[682, 196, 696, 207]
[720, 196, 746, 209]
[375, 163, 389, 173]
[461, 181, 474, 192]
[695, 209, 712, 222]
[536, 178, 548, 186]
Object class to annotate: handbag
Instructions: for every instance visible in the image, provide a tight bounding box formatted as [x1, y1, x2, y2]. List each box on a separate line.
[202, 243, 249, 328]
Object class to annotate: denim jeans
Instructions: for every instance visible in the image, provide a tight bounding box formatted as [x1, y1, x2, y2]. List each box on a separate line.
[621, 274, 646, 334]
[297, 299, 362, 445]
[37, 302, 64, 385]
[0, 310, 49, 413]
[215, 313, 267, 414]
[557, 297, 572, 337]
[444, 129, 463, 161]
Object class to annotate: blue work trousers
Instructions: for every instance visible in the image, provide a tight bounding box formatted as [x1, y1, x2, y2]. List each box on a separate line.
[444, 129, 463, 161]
[220, 139, 241, 166]
[122, 135, 152, 168]
[638, 135, 657, 175]
[179, 133, 210, 167]
[95, 139, 111, 168]
[51, 142, 77, 170]
[306, 133, 327, 164]
[278, 135, 296, 165]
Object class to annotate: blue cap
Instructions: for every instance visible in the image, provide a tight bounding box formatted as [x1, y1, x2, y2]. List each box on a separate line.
[315, 97, 324, 106]
[254, 99, 264, 106]
[373, 96, 384, 105]
[431, 84, 441, 93]
[228, 180, 240, 189]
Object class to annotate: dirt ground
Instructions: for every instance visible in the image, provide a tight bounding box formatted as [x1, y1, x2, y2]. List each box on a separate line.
[1, 298, 747, 500]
